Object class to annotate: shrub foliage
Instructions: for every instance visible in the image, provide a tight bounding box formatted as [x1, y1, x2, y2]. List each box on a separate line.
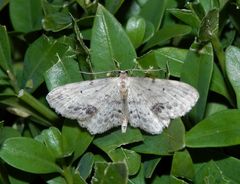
[0, 0, 240, 183]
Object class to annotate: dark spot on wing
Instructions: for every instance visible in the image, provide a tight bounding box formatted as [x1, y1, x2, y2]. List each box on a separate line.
[151, 103, 166, 113]
[148, 88, 151, 91]
[130, 110, 133, 114]
[57, 94, 64, 100]
[162, 88, 165, 91]
[85, 105, 98, 115]
[74, 107, 81, 111]
[167, 105, 172, 109]
[89, 81, 94, 85]
[80, 90, 83, 94]
[118, 109, 122, 113]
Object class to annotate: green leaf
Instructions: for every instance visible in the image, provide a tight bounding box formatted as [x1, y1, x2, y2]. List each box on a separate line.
[199, 0, 222, 12]
[104, 0, 125, 14]
[92, 162, 128, 184]
[45, 58, 81, 91]
[138, 47, 188, 77]
[72, 172, 87, 184]
[214, 154, 240, 183]
[139, 0, 167, 30]
[210, 63, 233, 104]
[41, 127, 70, 158]
[181, 42, 213, 123]
[0, 127, 21, 145]
[109, 148, 141, 175]
[9, 0, 43, 33]
[47, 176, 67, 184]
[22, 35, 75, 92]
[126, 16, 146, 48]
[142, 21, 155, 43]
[132, 118, 185, 155]
[226, 46, 240, 108]
[62, 120, 94, 161]
[168, 8, 201, 33]
[75, 0, 97, 14]
[0, 25, 12, 74]
[186, 2, 206, 20]
[171, 150, 194, 180]
[205, 102, 228, 117]
[129, 164, 145, 184]
[78, 152, 94, 180]
[0, 0, 8, 11]
[17, 89, 58, 123]
[90, 4, 136, 72]
[0, 95, 53, 126]
[93, 128, 143, 153]
[143, 24, 192, 51]
[152, 175, 188, 184]
[42, 12, 72, 32]
[0, 137, 62, 174]
[143, 157, 161, 178]
[194, 160, 233, 184]
[186, 109, 240, 147]
[199, 9, 219, 42]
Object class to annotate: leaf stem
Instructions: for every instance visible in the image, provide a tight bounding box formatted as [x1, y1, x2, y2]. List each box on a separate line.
[62, 166, 73, 184]
[211, 35, 226, 76]
[18, 89, 58, 123]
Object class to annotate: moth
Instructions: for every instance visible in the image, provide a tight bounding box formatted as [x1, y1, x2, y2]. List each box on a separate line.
[46, 71, 199, 134]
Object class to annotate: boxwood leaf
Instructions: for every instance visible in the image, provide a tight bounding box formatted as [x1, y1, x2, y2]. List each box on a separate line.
[104, 0, 125, 14]
[139, 0, 167, 31]
[186, 109, 240, 147]
[90, 4, 136, 72]
[128, 164, 145, 184]
[152, 175, 188, 184]
[226, 45, 240, 108]
[41, 127, 70, 158]
[42, 12, 72, 32]
[205, 102, 228, 117]
[171, 150, 194, 180]
[214, 154, 240, 183]
[22, 35, 75, 92]
[126, 16, 146, 48]
[109, 148, 141, 175]
[138, 47, 187, 77]
[143, 157, 161, 178]
[0, 127, 21, 145]
[93, 128, 143, 153]
[78, 152, 94, 180]
[181, 42, 213, 123]
[132, 118, 185, 155]
[45, 58, 81, 91]
[0, 25, 12, 74]
[9, 0, 43, 33]
[194, 160, 233, 184]
[62, 120, 94, 161]
[168, 8, 201, 33]
[210, 63, 233, 104]
[0, 137, 62, 174]
[92, 162, 128, 184]
[143, 24, 192, 51]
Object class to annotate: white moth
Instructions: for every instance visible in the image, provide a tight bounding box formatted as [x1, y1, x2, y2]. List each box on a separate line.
[46, 71, 199, 135]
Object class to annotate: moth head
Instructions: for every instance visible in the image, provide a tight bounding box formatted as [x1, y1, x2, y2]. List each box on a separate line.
[119, 70, 128, 78]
